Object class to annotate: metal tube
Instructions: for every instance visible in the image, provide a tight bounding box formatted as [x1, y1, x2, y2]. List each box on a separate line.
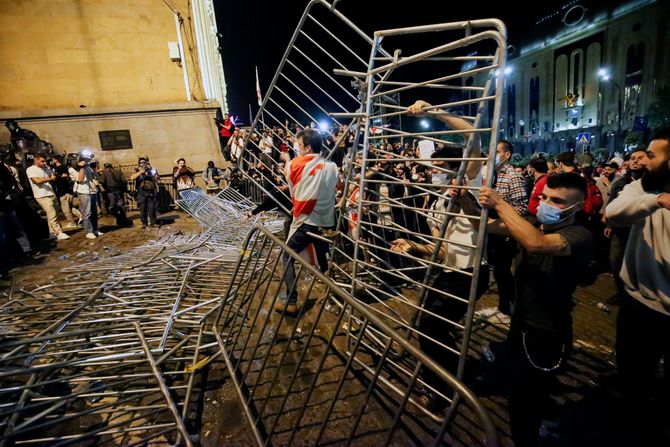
[133, 322, 193, 447]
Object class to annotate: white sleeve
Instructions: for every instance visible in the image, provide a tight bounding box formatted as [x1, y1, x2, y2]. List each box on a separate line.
[606, 180, 660, 226]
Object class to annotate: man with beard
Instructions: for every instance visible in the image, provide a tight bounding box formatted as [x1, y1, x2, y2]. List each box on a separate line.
[603, 148, 648, 304]
[606, 127, 670, 416]
[596, 161, 621, 216]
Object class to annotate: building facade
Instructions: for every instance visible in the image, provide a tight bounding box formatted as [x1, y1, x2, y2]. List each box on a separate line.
[0, 0, 228, 174]
[473, 0, 670, 156]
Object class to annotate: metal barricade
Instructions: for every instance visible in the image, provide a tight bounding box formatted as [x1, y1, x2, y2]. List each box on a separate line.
[235, 0, 389, 214]
[230, 0, 506, 430]
[213, 225, 499, 446]
[329, 20, 506, 382]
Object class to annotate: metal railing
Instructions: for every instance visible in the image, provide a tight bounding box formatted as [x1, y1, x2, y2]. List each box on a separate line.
[213, 225, 499, 447]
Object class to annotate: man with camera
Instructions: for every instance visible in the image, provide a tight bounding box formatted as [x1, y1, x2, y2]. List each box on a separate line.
[129, 157, 159, 229]
[26, 154, 70, 241]
[74, 151, 102, 239]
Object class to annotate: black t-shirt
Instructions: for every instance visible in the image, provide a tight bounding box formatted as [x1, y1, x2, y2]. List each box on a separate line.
[514, 223, 594, 336]
[54, 165, 73, 197]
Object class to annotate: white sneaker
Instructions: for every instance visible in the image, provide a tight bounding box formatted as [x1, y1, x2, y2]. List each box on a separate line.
[85, 233, 97, 239]
[95, 230, 104, 236]
[56, 233, 70, 240]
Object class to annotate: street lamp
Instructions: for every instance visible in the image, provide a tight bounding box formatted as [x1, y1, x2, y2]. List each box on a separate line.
[598, 68, 623, 152]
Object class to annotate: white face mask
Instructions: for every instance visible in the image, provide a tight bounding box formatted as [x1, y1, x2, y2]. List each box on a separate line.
[412, 174, 419, 181]
[431, 172, 455, 185]
[495, 153, 507, 168]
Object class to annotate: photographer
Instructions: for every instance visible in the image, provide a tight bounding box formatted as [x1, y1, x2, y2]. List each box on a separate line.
[53, 156, 81, 229]
[26, 154, 69, 240]
[202, 160, 225, 195]
[129, 157, 159, 229]
[172, 158, 196, 194]
[74, 151, 102, 239]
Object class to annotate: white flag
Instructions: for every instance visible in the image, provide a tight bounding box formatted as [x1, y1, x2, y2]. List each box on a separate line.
[255, 66, 263, 106]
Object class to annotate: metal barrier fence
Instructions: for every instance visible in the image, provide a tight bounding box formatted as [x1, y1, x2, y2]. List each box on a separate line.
[236, 0, 389, 213]
[124, 179, 176, 212]
[0, 242, 237, 446]
[0, 186, 284, 445]
[235, 0, 507, 386]
[332, 20, 507, 383]
[213, 225, 499, 446]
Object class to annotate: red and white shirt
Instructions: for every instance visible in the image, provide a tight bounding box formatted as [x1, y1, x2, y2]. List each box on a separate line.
[285, 153, 338, 238]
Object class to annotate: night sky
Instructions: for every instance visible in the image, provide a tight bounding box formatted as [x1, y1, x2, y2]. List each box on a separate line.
[214, 0, 618, 122]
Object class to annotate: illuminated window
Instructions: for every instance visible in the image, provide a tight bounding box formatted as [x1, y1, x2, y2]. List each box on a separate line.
[624, 42, 644, 123]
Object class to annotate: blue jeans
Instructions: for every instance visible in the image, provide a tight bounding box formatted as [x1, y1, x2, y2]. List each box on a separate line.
[79, 193, 99, 234]
[281, 224, 330, 305]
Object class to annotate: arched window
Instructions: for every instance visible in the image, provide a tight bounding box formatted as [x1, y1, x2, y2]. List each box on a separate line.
[507, 83, 516, 136]
[570, 50, 584, 98]
[529, 76, 540, 126]
[624, 42, 645, 124]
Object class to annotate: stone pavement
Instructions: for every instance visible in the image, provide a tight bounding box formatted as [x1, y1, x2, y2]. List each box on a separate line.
[4, 211, 668, 446]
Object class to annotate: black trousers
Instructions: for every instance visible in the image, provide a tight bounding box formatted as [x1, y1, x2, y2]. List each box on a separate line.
[419, 265, 490, 396]
[282, 223, 330, 304]
[616, 294, 670, 403]
[137, 191, 157, 226]
[107, 191, 128, 225]
[487, 234, 517, 314]
[508, 321, 571, 447]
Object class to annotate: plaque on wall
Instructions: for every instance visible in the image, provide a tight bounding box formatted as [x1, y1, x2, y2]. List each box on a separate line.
[99, 130, 133, 151]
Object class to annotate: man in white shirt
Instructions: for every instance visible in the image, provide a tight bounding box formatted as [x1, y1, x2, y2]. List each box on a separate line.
[26, 154, 69, 240]
[74, 155, 102, 239]
[278, 128, 338, 314]
[606, 127, 670, 411]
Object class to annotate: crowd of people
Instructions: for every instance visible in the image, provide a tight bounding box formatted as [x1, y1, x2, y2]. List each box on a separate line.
[235, 100, 669, 447]
[2, 103, 668, 445]
[0, 119, 239, 277]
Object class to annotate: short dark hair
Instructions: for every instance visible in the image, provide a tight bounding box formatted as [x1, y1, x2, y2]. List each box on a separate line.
[651, 126, 670, 142]
[630, 146, 647, 155]
[138, 157, 148, 163]
[34, 153, 47, 161]
[556, 151, 575, 167]
[432, 146, 463, 169]
[529, 157, 548, 174]
[431, 146, 462, 160]
[546, 172, 587, 198]
[651, 127, 670, 155]
[296, 128, 322, 153]
[177, 158, 186, 164]
[497, 139, 513, 154]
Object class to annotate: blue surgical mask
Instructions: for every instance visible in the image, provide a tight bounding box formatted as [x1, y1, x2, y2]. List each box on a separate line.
[495, 154, 502, 166]
[536, 201, 578, 226]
